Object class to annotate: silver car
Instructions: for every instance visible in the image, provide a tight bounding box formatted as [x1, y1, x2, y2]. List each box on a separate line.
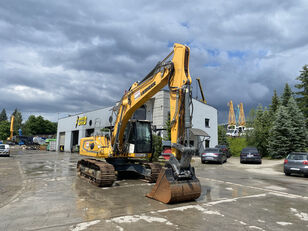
[0, 144, 10, 157]
[284, 152, 308, 177]
[201, 148, 227, 164]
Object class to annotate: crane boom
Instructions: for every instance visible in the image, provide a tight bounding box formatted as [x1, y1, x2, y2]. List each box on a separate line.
[239, 102, 246, 126]
[228, 100, 236, 128]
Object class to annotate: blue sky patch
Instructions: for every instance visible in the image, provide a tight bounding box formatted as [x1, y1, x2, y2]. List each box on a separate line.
[227, 50, 247, 59]
[207, 49, 220, 57]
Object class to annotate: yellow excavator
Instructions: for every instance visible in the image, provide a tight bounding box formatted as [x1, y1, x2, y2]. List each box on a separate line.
[7, 116, 15, 141]
[78, 43, 201, 204]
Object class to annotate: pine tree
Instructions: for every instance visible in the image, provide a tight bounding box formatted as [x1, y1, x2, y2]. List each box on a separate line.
[286, 97, 307, 151]
[252, 105, 271, 156]
[268, 106, 293, 158]
[218, 125, 227, 145]
[0, 109, 8, 122]
[163, 113, 171, 141]
[270, 90, 280, 114]
[295, 64, 308, 125]
[0, 121, 10, 140]
[281, 83, 292, 106]
[246, 108, 256, 127]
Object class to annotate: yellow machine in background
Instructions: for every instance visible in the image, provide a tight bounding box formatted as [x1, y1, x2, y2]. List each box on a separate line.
[227, 100, 236, 129]
[238, 102, 246, 127]
[7, 116, 15, 141]
[196, 78, 207, 104]
[78, 43, 201, 204]
[238, 102, 246, 133]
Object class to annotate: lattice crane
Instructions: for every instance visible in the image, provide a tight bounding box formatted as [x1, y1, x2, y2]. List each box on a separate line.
[228, 100, 236, 129]
[238, 102, 246, 127]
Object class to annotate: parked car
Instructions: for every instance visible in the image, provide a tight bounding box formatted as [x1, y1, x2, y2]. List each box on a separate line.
[201, 148, 227, 164]
[215, 145, 231, 158]
[284, 152, 308, 177]
[240, 147, 262, 164]
[0, 144, 10, 157]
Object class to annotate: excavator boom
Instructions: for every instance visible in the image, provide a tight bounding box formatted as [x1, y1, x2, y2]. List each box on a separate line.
[7, 116, 14, 141]
[196, 78, 207, 104]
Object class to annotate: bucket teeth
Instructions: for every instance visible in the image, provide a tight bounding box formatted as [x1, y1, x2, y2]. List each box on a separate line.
[146, 167, 201, 204]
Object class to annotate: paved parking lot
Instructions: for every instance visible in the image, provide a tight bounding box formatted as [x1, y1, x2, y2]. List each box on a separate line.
[0, 150, 308, 231]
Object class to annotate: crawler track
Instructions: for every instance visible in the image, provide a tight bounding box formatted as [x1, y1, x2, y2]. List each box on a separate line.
[77, 158, 116, 187]
[145, 163, 162, 183]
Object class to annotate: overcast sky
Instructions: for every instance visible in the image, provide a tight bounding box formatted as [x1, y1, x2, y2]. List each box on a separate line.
[0, 0, 307, 123]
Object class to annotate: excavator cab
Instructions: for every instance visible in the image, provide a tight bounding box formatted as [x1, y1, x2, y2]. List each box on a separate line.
[123, 120, 153, 157]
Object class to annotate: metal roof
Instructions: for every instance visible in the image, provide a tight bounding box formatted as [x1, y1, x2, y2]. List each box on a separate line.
[190, 128, 210, 137]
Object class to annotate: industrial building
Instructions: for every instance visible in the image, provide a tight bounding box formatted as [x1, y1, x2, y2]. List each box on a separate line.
[56, 90, 218, 153]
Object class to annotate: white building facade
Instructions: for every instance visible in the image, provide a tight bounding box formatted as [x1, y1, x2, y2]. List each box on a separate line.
[56, 90, 218, 152]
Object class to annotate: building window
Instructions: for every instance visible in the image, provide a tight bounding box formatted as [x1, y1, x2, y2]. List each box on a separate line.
[205, 140, 210, 148]
[205, 118, 210, 127]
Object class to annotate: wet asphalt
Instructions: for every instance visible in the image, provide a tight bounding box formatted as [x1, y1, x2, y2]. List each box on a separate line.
[0, 150, 308, 231]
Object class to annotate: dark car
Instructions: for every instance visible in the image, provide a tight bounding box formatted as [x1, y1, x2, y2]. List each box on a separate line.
[215, 145, 231, 158]
[240, 147, 262, 164]
[284, 152, 308, 177]
[201, 148, 227, 164]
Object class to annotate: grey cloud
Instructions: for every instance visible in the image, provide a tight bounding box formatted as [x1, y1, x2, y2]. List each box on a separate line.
[0, 0, 307, 122]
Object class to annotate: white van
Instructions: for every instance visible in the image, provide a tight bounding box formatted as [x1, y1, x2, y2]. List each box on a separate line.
[0, 144, 10, 157]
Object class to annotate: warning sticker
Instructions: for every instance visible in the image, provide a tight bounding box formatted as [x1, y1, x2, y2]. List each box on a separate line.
[134, 91, 141, 100]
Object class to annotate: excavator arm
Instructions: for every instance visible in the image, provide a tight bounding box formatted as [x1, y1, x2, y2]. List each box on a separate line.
[7, 116, 14, 141]
[111, 43, 192, 158]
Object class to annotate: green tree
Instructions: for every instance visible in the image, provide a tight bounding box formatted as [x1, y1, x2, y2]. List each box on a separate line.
[12, 108, 22, 134]
[163, 113, 171, 141]
[152, 134, 162, 161]
[286, 97, 307, 151]
[246, 108, 256, 127]
[218, 125, 227, 145]
[23, 115, 57, 135]
[269, 89, 280, 114]
[0, 109, 8, 122]
[0, 121, 10, 140]
[268, 106, 293, 158]
[252, 105, 272, 156]
[295, 64, 308, 125]
[281, 83, 292, 107]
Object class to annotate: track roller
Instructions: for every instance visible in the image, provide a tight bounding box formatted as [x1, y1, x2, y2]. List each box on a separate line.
[77, 158, 116, 187]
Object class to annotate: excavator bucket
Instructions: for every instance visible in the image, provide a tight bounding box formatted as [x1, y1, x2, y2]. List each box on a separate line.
[146, 167, 201, 204]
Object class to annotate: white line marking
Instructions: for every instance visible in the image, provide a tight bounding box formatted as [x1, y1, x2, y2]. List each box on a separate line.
[199, 177, 308, 200]
[249, 225, 265, 230]
[205, 193, 266, 206]
[154, 205, 224, 216]
[276, 222, 292, 226]
[70, 220, 100, 231]
[106, 215, 175, 226]
[290, 208, 308, 221]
